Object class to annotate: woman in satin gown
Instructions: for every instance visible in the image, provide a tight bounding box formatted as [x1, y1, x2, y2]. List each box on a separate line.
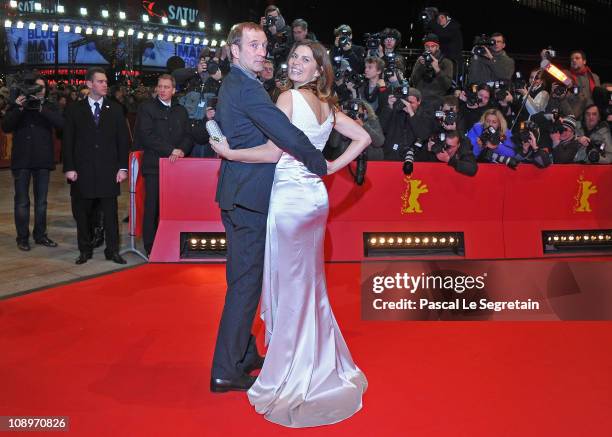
[211, 40, 370, 428]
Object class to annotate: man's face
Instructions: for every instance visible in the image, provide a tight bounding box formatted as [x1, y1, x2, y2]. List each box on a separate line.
[267, 10, 279, 19]
[478, 89, 490, 106]
[407, 96, 420, 112]
[293, 26, 307, 42]
[491, 35, 505, 53]
[261, 62, 274, 80]
[571, 52, 586, 70]
[585, 106, 600, 130]
[384, 37, 396, 51]
[157, 78, 175, 102]
[437, 14, 448, 26]
[560, 127, 574, 141]
[364, 62, 381, 80]
[442, 104, 457, 113]
[34, 78, 46, 99]
[87, 73, 107, 98]
[231, 28, 267, 74]
[424, 42, 439, 56]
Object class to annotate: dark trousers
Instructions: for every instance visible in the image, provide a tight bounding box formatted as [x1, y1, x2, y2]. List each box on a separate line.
[13, 168, 50, 243]
[212, 206, 266, 379]
[71, 196, 119, 255]
[143, 173, 159, 255]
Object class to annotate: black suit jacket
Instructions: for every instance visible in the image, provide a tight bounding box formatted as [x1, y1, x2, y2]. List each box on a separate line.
[62, 98, 129, 198]
[214, 65, 327, 213]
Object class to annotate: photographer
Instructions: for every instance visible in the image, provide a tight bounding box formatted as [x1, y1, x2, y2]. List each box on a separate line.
[331, 24, 365, 74]
[574, 104, 612, 164]
[457, 84, 494, 132]
[260, 5, 291, 68]
[467, 108, 517, 166]
[515, 68, 550, 117]
[2, 74, 63, 251]
[410, 33, 453, 111]
[380, 28, 406, 79]
[325, 99, 384, 161]
[427, 130, 477, 176]
[550, 115, 581, 164]
[565, 50, 600, 120]
[291, 19, 317, 43]
[429, 12, 463, 77]
[467, 33, 515, 86]
[379, 87, 436, 161]
[179, 48, 223, 94]
[348, 56, 388, 114]
[514, 122, 552, 168]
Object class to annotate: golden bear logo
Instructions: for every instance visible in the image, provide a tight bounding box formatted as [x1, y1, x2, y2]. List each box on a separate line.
[574, 175, 597, 213]
[401, 177, 429, 214]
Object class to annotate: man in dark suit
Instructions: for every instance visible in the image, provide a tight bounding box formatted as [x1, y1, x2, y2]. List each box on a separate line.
[210, 22, 327, 393]
[62, 67, 129, 265]
[135, 74, 192, 255]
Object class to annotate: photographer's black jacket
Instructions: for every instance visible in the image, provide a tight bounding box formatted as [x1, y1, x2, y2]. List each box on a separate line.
[331, 44, 366, 74]
[379, 104, 436, 161]
[134, 97, 193, 175]
[430, 19, 463, 63]
[1, 101, 64, 170]
[447, 137, 478, 176]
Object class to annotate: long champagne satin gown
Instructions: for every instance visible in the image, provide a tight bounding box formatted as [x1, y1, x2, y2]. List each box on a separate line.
[247, 90, 367, 427]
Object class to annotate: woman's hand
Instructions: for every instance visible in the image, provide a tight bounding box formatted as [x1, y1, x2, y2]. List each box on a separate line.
[210, 137, 233, 160]
[326, 160, 338, 175]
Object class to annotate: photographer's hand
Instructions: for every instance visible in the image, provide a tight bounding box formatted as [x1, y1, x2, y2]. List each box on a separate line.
[15, 95, 26, 110]
[483, 47, 494, 60]
[431, 56, 440, 74]
[529, 131, 539, 150]
[259, 16, 266, 26]
[577, 136, 590, 147]
[417, 56, 425, 65]
[377, 79, 386, 88]
[343, 41, 352, 52]
[458, 91, 467, 102]
[65, 171, 78, 182]
[400, 99, 414, 116]
[485, 141, 498, 149]
[436, 150, 451, 163]
[334, 36, 340, 48]
[550, 132, 561, 147]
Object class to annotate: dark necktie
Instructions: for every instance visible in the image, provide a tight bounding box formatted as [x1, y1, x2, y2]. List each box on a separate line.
[94, 102, 101, 126]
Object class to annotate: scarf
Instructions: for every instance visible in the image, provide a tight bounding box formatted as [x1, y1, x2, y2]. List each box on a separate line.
[569, 66, 596, 92]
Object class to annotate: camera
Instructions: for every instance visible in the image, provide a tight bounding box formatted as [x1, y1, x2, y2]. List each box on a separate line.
[472, 34, 496, 57]
[480, 148, 519, 169]
[552, 84, 579, 98]
[383, 52, 397, 79]
[517, 120, 539, 143]
[423, 50, 434, 65]
[429, 132, 448, 154]
[492, 81, 510, 102]
[465, 84, 480, 106]
[549, 109, 565, 134]
[364, 32, 382, 57]
[9, 75, 44, 111]
[346, 71, 365, 88]
[435, 110, 457, 126]
[479, 126, 502, 146]
[586, 139, 606, 163]
[276, 63, 289, 84]
[342, 99, 365, 121]
[338, 28, 352, 48]
[265, 15, 278, 28]
[420, 7, 438, 27]
[543, 46, 556, 60]
[206, 59, 219, 75]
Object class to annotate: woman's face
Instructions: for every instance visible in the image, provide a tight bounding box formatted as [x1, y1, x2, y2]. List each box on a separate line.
[485, 114, 500, 130]
[530, 71, 542, 87]
[288, 45, 319, 86]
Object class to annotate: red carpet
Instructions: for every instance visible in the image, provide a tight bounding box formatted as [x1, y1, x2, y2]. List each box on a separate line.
[1, 264, 611, 436]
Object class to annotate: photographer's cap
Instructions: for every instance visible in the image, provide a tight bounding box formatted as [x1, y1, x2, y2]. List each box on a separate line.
[422, 33, 440, 45]
[561, 115, 577, 132]
[408, 87, 422, 100]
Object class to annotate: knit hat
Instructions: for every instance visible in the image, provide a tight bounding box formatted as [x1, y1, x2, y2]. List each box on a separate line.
[408, 87, 422, 100]
[562, 115, 577, 132]
[422, 33, 440, 45]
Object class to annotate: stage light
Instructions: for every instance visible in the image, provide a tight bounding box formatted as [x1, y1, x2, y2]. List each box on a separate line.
[127, 28, 134, 36]
[85, 27, 93, 35]
[203, 38, 209, 45]
[161, 16, 168, 24]
[16, 20, 24, 28]
[211, 39, 218, 47]
[174, 36, 182, 43]
[117, 30, 125, 37]
[96, 28, 103, 36]
[41, 23, 49, 31]
[220, 40, 226, 46]
[34, 2, 42, 11]
[107, 29, 114, 36]
[157, 33, 164, 40]
[193, 37, 200, 44]
[28, 22, 36, 30]
[182, 233, 227, 259]
[198, 21, 205, 29]
[180, 18, 187, 26]
[62, 24, 70, 32]
[364, 232, 465, 257]
[9, 0, 17, 8]
[146, 32, 154, 40]
[543, 230, 612, 254]
[142, 14, 149, 23]
[184, 36, 191, 44]
[101, 9, 109, 18]
[214, 23, 221, 31]
[136, 31, 144, 39]
[4, 19, 11, 28]
[119, 11, 126, 20]
[57, 4, 65, 14]
[80, 7, 87, 16]
[74, 25, 81, 33]
[167, 35, 174, 42]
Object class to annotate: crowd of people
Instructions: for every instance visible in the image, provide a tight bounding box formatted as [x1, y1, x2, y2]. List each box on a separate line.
[1, 4, 610, 259]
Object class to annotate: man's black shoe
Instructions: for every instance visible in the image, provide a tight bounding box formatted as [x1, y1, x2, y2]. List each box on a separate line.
[244, 354, 265, 374]
[105, 252, 127, 264]
[35, 237, 58, 247]
[210, 374, 257, 393]
[17, 241, 31, 251]
[75, 252, 92, 264]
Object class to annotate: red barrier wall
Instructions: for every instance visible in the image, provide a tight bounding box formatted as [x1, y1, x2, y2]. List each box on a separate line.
[150, 159, 612, 262]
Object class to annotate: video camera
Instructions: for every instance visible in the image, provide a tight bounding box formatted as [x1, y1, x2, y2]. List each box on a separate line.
[9, 72, 44, 111]
[472, 34, 496, 58]
[420, 6, 438, 28]
[338, 27, 352, 48]
[383, 52, 397, 79]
